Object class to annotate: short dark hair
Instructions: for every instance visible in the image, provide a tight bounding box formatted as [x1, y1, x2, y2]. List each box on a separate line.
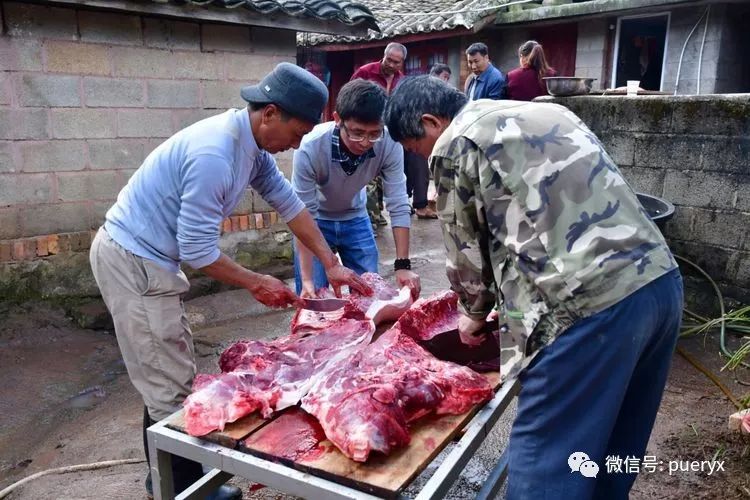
[429, 63, 451, 77]
[466, 42, 489, 57]
[248, 101, 292, 121]
[383, 76, 467, 142]
[336, 79, 387, 123]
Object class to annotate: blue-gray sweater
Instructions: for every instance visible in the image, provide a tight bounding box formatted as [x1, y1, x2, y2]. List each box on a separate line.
[292, 122, 411, 228]
[105, 108, 305, 272]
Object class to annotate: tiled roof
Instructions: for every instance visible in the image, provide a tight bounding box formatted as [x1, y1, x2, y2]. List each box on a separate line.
[161, 0, 380, 31]
[299, 0, 504, 45]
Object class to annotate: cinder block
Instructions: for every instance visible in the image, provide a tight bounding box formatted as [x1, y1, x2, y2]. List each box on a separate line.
[90, 201, 112, 227]
[0, 142, 16, 173]
[249, 27, 297, 56]
[51, 109, 116, 139]
[173, 52, 224, 80]
[112, 46, 174, 79]
[690, 208, 747, 251]
[78, 10, 142, 46]
[117, 109, 173, 138]
[57, 170, 123, 202]
[663, 170, 737, 210]
[46, 41, 111, 75]
[21, 203, 90, 235]
[0, 208, 21, 240]
[0, 109, 48, 140]
[671, 97, 750, 135]
[201, 81, 244, 109]
[0, 173, 52, 204]
[84, 77, 144, 107]
[596, 131, 635, 166]
[619, 166, 665, 197]
[232, 190, 254, 215]
[20, 140, 87, 172]
[201, 24, 251, 53]
[0, 38, 43, 71]
[726, 252, 750, 289]
[146, 80, 199, 108]
[609, 98, 673, 133]
[700, 136, 750, 174]
[18, 73, 81, 107]
[4, 2, 78, 40]
[88, 139, 145, 170]
[633, 133, 703, 170]
[173, 109, 218, 130]
[143, 18, 200, 51]
[225, 53, 290, 81]
[0, 73, 11, 105]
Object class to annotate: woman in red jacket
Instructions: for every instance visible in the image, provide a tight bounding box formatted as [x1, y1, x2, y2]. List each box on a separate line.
[506, 40, 556, 101]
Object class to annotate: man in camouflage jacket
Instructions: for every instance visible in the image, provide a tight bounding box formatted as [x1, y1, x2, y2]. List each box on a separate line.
[385, 76, 683, 499]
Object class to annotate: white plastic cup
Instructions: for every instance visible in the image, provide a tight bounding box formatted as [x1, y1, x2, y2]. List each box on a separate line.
[626, 80, 640, 97]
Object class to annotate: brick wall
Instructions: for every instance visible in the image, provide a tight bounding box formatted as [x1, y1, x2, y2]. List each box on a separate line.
[542, 94, 750, 301]
[0, 2, 296, 250]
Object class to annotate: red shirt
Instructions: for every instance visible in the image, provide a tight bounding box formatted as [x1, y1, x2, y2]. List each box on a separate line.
[351, 61, 404, 95]
[506, 66, 556, 101]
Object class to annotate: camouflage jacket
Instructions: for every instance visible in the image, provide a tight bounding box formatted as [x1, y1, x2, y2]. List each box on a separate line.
[431, 100, 677, 380]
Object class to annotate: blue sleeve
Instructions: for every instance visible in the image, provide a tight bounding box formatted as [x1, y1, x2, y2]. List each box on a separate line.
[249, 151, 306, 222]
[487, 71, 506, 100]
[176, 154, 230, 269]
[380, 139, 411, 228]
[292, 147, 320, 219]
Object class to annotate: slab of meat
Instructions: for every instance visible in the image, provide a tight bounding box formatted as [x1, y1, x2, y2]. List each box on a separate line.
[290, 272, 412, 335]
[301, 329, 493, 462]
[393, 291, 501, 372]
[183, 318, 375, 436]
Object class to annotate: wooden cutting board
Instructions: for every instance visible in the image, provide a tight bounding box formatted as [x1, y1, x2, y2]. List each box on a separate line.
[238, 372, 501, 498]
[166, 409, 267, 449]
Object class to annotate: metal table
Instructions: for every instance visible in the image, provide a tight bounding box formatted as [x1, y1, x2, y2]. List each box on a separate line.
[147, 378, 520, 500]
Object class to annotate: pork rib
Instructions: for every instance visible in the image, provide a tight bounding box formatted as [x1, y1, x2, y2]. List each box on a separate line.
[301, 329, 493, 462]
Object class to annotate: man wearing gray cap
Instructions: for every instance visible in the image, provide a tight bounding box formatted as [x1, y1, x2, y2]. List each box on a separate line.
[89, 62, 371, 500]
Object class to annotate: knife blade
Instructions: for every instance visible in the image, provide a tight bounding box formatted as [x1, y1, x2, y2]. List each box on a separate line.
[299, 297, 348, 312]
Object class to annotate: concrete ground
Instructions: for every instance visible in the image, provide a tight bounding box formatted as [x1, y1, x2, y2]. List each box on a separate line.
[0, 217, 747, 499]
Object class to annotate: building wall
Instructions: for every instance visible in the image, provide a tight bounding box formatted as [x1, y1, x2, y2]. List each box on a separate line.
[0, 2, 297, 299]
[543, 94, 750, 301]
[0, 2, 297, 242]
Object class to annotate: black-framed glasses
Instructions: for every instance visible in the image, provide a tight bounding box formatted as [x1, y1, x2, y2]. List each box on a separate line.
[341, 122, 384, 143]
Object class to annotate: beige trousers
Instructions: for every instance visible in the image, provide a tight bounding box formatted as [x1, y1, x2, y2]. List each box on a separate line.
[90, 228, 195, 421]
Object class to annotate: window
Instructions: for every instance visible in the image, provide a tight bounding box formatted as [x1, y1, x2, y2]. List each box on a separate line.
[404, 48, 448, 76]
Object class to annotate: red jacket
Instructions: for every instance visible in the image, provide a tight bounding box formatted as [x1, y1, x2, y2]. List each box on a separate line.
[351, 61, 404, 95]
[506, 66, 556, 101]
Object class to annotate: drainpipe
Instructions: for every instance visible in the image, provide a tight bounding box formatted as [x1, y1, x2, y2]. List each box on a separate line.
[674, 6, 710, 95]
[696, 5, 711, 95]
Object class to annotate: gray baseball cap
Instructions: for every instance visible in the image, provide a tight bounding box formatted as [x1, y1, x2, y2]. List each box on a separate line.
[241, 62, 329, 125]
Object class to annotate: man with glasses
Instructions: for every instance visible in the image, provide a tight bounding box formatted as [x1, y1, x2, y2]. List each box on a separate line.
[292, 79, 420, 299]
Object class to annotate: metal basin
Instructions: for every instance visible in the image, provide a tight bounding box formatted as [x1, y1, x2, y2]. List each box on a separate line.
[636, 192, 675, 230]
[543, 77, 595, 96]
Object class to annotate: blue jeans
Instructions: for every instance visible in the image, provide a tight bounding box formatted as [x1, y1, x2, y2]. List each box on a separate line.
[506, 269, 683, 500]
[293, 216, 379, 294]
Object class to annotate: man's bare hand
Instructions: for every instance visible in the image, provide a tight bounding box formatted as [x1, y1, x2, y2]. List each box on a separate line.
[395, 269, 421, 300]
[300, 280, 317, 299]
[248, 274, 301, 308]
[325, 264, 373, 297]
[458, 314, 487, 347]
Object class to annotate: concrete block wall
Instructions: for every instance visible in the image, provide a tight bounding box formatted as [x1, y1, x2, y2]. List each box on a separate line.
[575, 18, 608, 88]
[0, 2, 296, 248]
[543, 94, 750, 301]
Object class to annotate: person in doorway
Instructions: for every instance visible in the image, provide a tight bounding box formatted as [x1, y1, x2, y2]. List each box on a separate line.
[89, 63, 371, 500]
[464, 42, 506, 100]
[292, 79, 421, 299]
[351, 43, 409, 231]
[507, 40, 557, 101]
[384, 76, 683, 500]
[429, 63, 452, 83]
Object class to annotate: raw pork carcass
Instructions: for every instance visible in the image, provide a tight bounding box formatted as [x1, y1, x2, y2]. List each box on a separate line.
[393, 290, 501, 372]
[301, 329, 493, 462]
[184, 318, 375, 436]
[184, 273, 413, 437]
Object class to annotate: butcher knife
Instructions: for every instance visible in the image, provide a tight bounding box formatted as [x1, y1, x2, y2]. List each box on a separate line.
[299, 297, 348, 312]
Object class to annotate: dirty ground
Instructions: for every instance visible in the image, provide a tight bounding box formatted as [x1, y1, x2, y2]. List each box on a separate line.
[1, 219, 748, 499]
